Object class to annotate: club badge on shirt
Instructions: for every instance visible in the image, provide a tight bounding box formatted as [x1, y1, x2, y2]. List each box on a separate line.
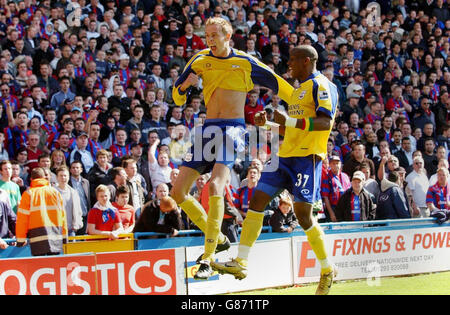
[319, 90, 329, 100]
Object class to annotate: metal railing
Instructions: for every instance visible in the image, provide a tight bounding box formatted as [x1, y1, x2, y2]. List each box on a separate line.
[1, 218, 443, 250]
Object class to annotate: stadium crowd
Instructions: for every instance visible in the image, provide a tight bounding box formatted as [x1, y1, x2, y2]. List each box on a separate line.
[0, 0, 450, 250]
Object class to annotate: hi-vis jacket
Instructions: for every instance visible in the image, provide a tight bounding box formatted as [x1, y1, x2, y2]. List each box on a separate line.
[16, 178, 68, 256]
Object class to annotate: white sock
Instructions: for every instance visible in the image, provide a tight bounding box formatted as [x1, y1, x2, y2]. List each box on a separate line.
[319, 258, 332, 271]
[237, 245, 251, 261]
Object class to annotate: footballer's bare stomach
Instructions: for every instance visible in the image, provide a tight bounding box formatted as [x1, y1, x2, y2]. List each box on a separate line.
[206, 88, 246, 120]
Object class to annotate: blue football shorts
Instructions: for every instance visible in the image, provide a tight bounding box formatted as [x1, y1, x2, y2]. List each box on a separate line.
[256, 155, 323, 204]
[181, 118, 246, 174]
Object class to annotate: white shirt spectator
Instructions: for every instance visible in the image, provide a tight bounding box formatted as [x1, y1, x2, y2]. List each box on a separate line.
[148, 160, 171, 192]
[70, 148, 95, 173]
[405, 170, 429, 207]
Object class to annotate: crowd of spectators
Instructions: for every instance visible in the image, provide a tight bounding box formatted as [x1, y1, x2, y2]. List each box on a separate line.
[0, 0, 450, 249]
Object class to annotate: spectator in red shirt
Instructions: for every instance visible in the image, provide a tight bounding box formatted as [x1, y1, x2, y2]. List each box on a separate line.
[321, 154, 351, 222]
[244, 89, 263, 125]
[87, 184, 124, 239]
[112, 185, 135, 233]
[178, 23, 206, 58]
[385, 86, 412, 121]
[426, 167, 450, 213]
[25, 131, 43, 172]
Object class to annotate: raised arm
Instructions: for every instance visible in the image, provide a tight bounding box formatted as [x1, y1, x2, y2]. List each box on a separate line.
[148, 138, 160, 165]
[5, 99, 16, 128]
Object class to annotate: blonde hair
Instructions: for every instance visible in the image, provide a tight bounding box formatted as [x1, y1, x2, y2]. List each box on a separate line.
[205, 17, 233, 36]
[95, 184, 110, 196]
[279, 190, 293, 208]
[51, 149, 67, 169]
[96, 149, 109, 159]
[437, 167, 449, 177]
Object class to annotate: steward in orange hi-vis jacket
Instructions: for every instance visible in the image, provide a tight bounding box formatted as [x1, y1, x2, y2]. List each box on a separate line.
[16, 175, 68, 256]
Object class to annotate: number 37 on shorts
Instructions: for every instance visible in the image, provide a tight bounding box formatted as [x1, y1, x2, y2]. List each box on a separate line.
[257, 155, 322, 204]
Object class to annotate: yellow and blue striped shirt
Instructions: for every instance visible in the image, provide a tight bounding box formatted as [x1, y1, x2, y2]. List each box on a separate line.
[172, 48, 294, 106]
[279, 71, 339, 160]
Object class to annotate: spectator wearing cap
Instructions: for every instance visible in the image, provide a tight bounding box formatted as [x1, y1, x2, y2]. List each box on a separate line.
[342, 92, 364, 123]
[118, 54, 131, 88]
[345, 72, 364, 97]
[129, 142, 146, 175]
[69, 131, 95, 175]
[376, 170, 411, 220]
[266, 7, 281, 34]
[335, 171, 376, 222]
[372, 80, 385, 107]
[70, 106, 83, 123]
[321, 154, 351, 222]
